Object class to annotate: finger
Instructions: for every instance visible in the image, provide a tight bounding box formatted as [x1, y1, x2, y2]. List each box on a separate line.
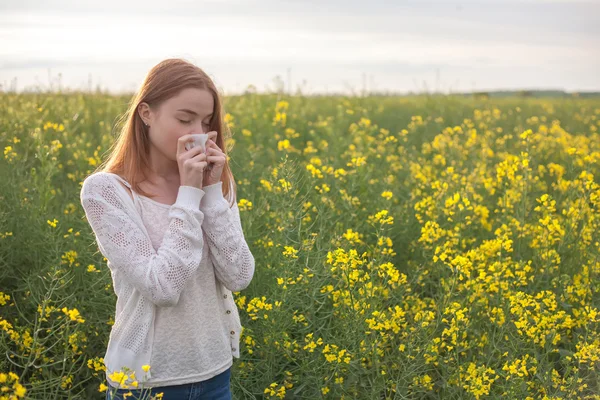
[206, 141, 223, 153]
[186, 143, 205, 157]
[206, 155, 225, 164]
[178, 134, 193, 155]
[207, 131, 218, 141]
[189, 147, 207, 160]
[192, 153, 206, 162]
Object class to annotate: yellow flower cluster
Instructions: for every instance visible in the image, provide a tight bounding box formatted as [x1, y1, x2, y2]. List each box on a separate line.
[0, 372, 27, 399]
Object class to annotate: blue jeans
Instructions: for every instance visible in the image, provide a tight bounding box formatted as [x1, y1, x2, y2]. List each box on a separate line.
[105, 367, 231, 400]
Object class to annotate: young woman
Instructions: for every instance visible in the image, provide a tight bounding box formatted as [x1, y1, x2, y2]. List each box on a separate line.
[80, 58, 255, 399]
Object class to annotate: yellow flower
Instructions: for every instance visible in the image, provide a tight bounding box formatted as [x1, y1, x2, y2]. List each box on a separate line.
[87, 264, 98, 273]
[282, 246, 299, 259]
[224, 113, 235, 129]
[14, 383, 27, 397]
[368, 209, 394, 225]
[4, 145, 17, 162]
[108, 371, 128, 387]
[61, 307, 85, 323]
[277, 139, 291, 151]
[381, 190, 393, 200]
[347, 156, 367, 168]
[238, 199, 253, 211]
[359, 117, 371, 127]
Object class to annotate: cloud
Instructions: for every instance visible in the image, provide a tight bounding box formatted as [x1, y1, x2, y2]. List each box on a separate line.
[1, 0, 598, 92]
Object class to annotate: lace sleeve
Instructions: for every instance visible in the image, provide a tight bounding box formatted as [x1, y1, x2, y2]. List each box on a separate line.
[200, 182, 255, 292]
[80, 173, 206, 307]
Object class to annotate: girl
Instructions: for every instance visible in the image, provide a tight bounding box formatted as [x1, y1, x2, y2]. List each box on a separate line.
[80, 58, 255, 399]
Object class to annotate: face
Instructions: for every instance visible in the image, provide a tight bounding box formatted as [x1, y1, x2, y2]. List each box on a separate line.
[138, 87, 215, 161]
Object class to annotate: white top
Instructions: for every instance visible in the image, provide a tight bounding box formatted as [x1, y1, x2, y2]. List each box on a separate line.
[79, 171, 255, 388]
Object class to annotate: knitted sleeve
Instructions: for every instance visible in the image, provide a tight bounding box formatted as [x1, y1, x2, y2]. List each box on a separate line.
[80, 173, 206, 307]
[200, 182, 255, 292]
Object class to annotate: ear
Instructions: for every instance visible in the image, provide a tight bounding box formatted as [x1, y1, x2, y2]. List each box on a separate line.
[137, 102, 152, 126]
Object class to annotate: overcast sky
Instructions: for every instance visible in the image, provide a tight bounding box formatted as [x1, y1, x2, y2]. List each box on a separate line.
[1, 0, 599, 94]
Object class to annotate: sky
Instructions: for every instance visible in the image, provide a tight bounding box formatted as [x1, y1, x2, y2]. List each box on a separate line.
[1, 0, 599, 95]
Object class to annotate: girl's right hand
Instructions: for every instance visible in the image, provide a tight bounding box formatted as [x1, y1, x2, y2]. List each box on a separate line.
[177, 135, 208, 189]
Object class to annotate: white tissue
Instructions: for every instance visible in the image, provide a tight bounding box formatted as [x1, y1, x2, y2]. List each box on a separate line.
[185, 133, 209, 152]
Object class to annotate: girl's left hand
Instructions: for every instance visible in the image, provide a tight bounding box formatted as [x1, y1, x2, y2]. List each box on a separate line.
[202, 131, 227, 187]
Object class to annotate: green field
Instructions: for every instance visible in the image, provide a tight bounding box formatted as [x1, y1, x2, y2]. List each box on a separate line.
[1, 92, 599, 399]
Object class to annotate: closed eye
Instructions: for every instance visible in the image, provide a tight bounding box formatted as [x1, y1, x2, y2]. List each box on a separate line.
[178, 118, 210, 128]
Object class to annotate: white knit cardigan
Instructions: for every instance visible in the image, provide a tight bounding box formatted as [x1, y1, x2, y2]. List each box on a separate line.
[80, 171, 254, 386]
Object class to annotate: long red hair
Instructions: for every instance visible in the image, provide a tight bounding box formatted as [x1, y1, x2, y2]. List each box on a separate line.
[96, 58, 236, 207]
